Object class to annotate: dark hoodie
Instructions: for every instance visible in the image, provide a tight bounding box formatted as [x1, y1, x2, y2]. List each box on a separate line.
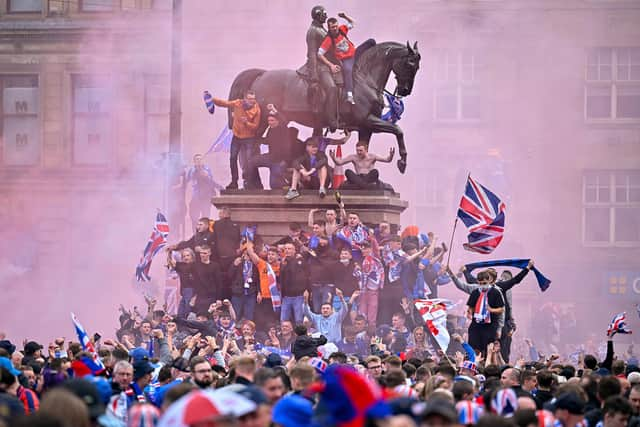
[292, 334, 327, 360]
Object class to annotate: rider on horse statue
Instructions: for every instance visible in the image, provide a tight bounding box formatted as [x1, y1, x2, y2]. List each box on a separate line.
[297, 5, 340, 131]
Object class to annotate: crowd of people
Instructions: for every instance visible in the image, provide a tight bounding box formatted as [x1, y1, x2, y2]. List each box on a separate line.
[1, 204, 637, 427]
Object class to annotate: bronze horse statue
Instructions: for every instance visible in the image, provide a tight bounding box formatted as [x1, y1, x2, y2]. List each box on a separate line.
[227, 41, 421, 173]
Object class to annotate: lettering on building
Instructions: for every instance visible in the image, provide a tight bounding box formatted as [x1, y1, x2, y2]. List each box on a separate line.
[16, 133, 29, 150]
[15, 100, 29, 113]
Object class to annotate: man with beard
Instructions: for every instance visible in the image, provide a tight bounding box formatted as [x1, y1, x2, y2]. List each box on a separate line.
[189, 356, 216, 389]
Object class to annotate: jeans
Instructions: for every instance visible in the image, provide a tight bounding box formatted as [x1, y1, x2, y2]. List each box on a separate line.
[280, 296, 304, 325]
[359, 289, 379, 327]
[177, 287, 195, 319]
[247, 153, 286, 190]
[311, 283, 334, 313]
[231, 294, 257, 322]
[229, 136, 261, 187]
[345, 169, 379, 189]
[341, 56, 355, 93]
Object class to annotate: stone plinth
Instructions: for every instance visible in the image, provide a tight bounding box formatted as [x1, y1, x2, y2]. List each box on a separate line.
[212, 189, 408, 244]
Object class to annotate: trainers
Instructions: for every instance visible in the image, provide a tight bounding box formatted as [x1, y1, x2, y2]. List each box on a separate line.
[346, 93, 355, 105]
[285, 189, 300, 200]
[319, 187, 326, 198]
[226, 182, 238, 190]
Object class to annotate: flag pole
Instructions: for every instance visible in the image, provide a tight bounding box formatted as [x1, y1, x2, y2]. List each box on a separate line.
[445, 218, 458, 268]
[446, 173, 470, 268]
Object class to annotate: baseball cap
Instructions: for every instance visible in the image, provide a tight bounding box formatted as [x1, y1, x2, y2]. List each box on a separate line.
[24, 341, 43, 355]
[265, 353, 283, 368]
[0, 357, 20, 377]
[129, 347, 150, 362]
[0, 340, 16, 355]
[272, 394, 313, 427]
[133, 360, 154, 381]
[61, 378, 106, 419]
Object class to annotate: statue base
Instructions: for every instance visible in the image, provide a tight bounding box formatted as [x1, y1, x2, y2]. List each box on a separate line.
[212, 189, 408, 243]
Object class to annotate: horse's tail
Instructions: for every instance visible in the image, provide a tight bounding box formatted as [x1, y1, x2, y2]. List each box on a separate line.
[227, 68, 266, 129]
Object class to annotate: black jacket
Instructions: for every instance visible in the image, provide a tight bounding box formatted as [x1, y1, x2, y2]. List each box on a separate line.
[293, 334, 327, 360]
[229, 259, 260, 296]
[175, 231, 215, 253]
[213, 218, 241, 259]
[279, 255, 310, 297]
[292, 151, 328, 172]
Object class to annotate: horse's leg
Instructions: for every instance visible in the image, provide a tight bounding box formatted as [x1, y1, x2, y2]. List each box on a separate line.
[364, 114, 407, 173]
[358, 129, 372, 144]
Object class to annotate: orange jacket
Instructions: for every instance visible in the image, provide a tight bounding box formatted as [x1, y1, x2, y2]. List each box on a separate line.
[212, 98, 261, 139]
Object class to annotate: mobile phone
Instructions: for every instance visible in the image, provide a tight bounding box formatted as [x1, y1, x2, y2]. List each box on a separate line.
[93, 333, 102, 342]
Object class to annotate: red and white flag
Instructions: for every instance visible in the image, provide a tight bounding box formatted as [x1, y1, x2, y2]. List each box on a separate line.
[414, 298, 455, 352]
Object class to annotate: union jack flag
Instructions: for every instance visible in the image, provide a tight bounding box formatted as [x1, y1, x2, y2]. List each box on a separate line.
[135, 212, 170, 282]
[457, 175, 506, 254]
[608, 312, 632, 336]
[456, 401, 483, 425]
[71, 312, 105, 371]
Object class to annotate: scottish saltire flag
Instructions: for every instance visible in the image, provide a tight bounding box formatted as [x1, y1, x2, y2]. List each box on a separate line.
[266, 262, 281, 312]
[608, 312, 632, 336]
[135, 212, 170, 282]
[457, 175, 506, 254]
[204, 126, 233, 155]
[71, 312, 105, 371]
[414, 298, 454, 351]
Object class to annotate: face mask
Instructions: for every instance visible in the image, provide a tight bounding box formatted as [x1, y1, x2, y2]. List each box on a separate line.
[340, 259, 350, 265]
[242, 100, 253, 110]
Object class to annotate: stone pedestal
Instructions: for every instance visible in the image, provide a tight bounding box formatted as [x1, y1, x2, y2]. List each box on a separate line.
[212, 189, 408, 244]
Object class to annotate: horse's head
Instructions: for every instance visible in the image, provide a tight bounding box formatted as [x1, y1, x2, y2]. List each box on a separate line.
[392, 41, 421, 97]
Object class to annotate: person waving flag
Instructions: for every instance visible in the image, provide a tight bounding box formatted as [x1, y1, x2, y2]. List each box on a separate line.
[608, 312, 632, 337]
[135, 212, 170, 282]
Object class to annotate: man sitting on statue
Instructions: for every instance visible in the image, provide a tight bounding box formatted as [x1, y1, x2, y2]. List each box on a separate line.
[329, 141, 394, 190]
[317, 12, 357, 105]
[285, 138, 331, 201]
[245, 103, 299, 190]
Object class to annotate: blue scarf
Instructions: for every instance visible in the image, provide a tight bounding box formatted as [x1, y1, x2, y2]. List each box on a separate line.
[465, 258, 551, 291]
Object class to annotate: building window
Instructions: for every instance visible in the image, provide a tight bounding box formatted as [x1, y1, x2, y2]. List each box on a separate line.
[585, 47, 640, 121]
[583, 170, 640, 245]
[433, 50, 483, 122]
[72, 75, 112, 165]
[7, 0, 42, 12]
[144, 74, 170, 156]
[80, 0, 115, 12]
[152, 0, 172, 10]
[1, 75, 40, 166]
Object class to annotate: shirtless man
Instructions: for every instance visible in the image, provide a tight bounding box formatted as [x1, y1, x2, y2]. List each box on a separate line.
[329, 141, 394, 189]
[308, 208, 341, 237]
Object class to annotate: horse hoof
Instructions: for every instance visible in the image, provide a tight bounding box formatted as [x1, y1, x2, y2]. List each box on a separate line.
[397, 159, 407, 174]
